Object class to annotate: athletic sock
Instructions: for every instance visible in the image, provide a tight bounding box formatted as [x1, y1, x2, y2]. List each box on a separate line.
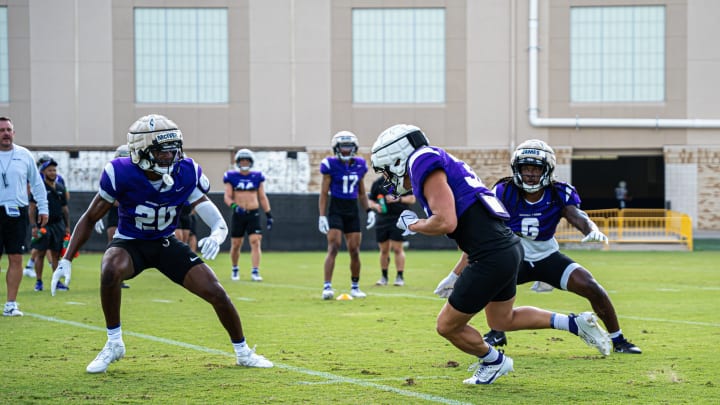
[107, 325, 123, 343]
[232, 338, 248, 354]
[551, 313, 576, 334]
[381, 269, 388, 278]
[480, 346, 502, 365]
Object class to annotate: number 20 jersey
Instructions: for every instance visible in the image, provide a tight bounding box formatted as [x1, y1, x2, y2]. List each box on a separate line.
[98, 157, 206, 240]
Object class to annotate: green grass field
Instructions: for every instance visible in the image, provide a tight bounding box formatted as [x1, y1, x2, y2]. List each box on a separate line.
[2, 249, 719, 404]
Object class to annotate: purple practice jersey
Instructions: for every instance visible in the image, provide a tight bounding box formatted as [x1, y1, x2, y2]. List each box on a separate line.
[98, 157, 207, 240]
[223, 170, 265, 191]
[408, 146, 496, 218]
[494, 180, 581, 242]
[320, 156, 368, 200]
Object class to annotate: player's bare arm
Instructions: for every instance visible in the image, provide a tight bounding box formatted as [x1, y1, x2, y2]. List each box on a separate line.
[63, 194, 113, 260]
[318, 174, 331, 216]
[563, 205, 596, 235]
[412, 170, 457, 236]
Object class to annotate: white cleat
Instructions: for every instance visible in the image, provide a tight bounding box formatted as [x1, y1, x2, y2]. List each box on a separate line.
[23, 267, 37, 278]
[350, 288, 367, 298]
[3, 302, 23, 317]
[463, 356, 514, 385]
[393, 277, 405, 287]
[231, 269, 240, 281]
[574, 312, 612, 356]
[86, 340, 126, 373]
[251, 272, 263, 282]
[322, 288, 335, 300]
[236, 346, 273, 368]
[375, 277, 388, 286]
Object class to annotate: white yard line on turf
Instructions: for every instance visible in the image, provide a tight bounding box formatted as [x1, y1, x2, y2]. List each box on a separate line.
[26, 312, 472, 405]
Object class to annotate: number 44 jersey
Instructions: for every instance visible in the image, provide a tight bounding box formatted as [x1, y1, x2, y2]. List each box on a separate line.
[99, 157, 208, 240]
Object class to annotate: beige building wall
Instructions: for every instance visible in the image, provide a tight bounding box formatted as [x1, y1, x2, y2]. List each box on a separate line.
[1, 0, 719, 229]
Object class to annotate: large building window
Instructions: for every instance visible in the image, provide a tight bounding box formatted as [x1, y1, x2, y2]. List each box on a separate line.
[352, 8, 445, 104]
[570, 6, 665, 102]
[0, 8, 8, 103]
[135, 8, 228, 103]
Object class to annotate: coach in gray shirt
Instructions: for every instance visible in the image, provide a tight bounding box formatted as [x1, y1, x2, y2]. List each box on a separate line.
[0, 116, 48, 317]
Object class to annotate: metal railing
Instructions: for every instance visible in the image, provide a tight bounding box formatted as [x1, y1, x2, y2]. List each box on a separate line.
[556, 209, 693, 251]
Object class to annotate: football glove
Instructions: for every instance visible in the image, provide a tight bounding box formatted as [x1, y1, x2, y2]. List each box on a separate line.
[51, 259, 72, 296]
[581, 228, 609, 244]
[433, 271, 458, 298]
[396, 210, 419, 236]
[318, 216, 329, 234]
[266, 212, 274, 231]
[198, 234, 222, 261]
[232, 204, 246, 215]
[366, 210, 376, 229]
[94, 219, 105, 234]
[530, 281, 554, 293]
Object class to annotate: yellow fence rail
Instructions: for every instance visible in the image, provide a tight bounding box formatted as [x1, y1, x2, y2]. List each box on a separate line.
[555, 208, 693, 251]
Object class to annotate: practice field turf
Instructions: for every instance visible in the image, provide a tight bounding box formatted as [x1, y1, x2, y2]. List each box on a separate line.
[1, 250, 719, 404]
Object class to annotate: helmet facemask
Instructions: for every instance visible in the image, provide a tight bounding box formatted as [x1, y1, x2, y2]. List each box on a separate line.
[127, 115, 184, 187]
[331, 131, 359, 162]
[511, 140, 556, 193]
[234, 149, 255, 172]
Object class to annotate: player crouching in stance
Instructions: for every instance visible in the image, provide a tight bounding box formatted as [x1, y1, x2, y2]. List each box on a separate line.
[370, 124, 611, 385]
[482, 140, 641, 354]
[53, 114, 272, 373]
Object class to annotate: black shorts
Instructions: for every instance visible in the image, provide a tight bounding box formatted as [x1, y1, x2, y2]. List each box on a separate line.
[374, 217, 404, 243]
[448, 242, 523, 314]
[231, 209, 262, 238]
[327, 198, 361, 233]
[0, 206, 28, 255]
[516, 251, 581, 290]
[107, 236, 204, 285]
[30, 221, 65, 252]
[107, 206, 119, 228]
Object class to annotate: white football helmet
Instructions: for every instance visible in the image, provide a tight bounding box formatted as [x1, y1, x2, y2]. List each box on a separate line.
[235, 148, 255, 171]
[331, 131, 358, 161]
[511, 139, 556, 193]
[127, 114, 184, 186]
[114, 144, 130, 158]
[370, 124, 428, 196]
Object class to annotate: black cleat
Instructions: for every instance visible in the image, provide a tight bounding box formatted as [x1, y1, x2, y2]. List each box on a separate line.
[483, 330, 508, 347]
[613, 338, 642, 354]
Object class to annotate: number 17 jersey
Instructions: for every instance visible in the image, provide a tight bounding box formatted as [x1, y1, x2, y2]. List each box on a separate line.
[320, 156, 368, 200]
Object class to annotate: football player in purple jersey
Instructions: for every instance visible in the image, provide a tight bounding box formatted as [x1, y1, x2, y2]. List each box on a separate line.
[371, 124, 612, 385]
[223, 148, 273, 282]
[318, 131, 375, 300]
[53, 114, 273, 373]
[481, 139, 641, 354]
